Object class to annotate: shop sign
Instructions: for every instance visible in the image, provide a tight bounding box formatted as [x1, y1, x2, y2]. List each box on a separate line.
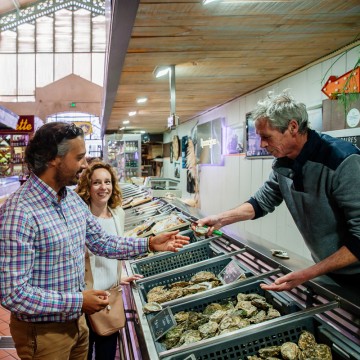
[16, 115, 34, 133]
[196, 117, 224, 165]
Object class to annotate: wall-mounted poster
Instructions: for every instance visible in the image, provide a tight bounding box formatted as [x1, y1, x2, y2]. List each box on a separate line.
[245, 112, 272, 159]
[196, 118, 223, 165]
[181, 136, 188, 168]
[174, 162, 180, 178]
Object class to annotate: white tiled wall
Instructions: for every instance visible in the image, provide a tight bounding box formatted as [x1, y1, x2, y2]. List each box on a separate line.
[163, 45, 359, 261]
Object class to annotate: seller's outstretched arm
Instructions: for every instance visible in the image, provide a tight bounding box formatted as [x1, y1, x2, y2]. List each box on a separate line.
[193, 202, 256, 235]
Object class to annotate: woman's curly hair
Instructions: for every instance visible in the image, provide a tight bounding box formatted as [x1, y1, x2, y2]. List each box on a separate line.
[76, 161, 122, 209]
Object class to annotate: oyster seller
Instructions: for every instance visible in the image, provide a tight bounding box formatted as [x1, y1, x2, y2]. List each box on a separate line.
[0, 122, 190, 360]
[195, 91, 360, 292]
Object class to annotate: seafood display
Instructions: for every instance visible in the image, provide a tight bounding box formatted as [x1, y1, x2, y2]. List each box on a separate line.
[151, 213, 190, 234]
[145, 270, 247, 305]
[246, 330, 332, 359]
[159, 292, 281, 350]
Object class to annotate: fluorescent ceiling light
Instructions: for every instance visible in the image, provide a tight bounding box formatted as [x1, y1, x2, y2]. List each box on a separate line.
[123, 120, 130, 124]
[136, 97, 147, 104]
[154, 66, 171, 78]
[140, 130, 145, 134]
[204, 0, 292, 3]
[119, 126, 125, 130]
[128, 111, 137, 116]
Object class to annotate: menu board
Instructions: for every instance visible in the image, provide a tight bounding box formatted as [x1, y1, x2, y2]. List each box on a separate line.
[149, 307, 177, 341]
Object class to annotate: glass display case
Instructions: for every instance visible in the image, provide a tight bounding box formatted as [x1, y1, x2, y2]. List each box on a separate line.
[106, 135, 141, 182]
[0, 134, 29, 177]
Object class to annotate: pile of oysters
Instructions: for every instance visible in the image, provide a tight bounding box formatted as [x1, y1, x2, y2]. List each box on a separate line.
[160, 292, 281, 350]
[246, 330, 332, 359]
[146, 271, 246, 304]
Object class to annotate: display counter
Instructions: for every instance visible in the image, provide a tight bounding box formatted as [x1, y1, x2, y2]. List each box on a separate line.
[118, 184, 360, 360]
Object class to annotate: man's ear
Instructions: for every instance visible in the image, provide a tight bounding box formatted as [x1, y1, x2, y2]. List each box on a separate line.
[48, 156, 60, 168]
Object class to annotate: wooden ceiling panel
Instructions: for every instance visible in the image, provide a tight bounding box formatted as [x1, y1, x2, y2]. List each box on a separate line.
[104, 0, 360, 134]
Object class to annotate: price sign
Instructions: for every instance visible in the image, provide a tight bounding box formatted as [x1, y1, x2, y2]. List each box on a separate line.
[149, 307, 177, 341]
[218, 260, 245, 284]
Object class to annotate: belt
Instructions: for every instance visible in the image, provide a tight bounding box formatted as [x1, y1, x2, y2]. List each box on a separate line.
[11, 314, 80, 324]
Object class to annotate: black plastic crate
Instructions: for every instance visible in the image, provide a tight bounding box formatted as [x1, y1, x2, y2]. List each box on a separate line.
[130, 240, 222, 277]
[147, 280, 300, 355]
[137, 256, 252, 305]
[161, 313, 359, 360]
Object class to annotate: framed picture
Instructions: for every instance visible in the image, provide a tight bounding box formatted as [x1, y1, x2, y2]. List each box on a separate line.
[170, 143, 173, 163]
[245, 112, 272, 159]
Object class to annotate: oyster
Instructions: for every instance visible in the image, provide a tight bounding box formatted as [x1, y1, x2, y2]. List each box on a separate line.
[183, 283, 209, 296]
[169, 281, 191, 288]
[249, 310, 267, 324]
[218, 315, 234, 330]
[147, 286, 169, 303]
[251, 298, 270, 310]
[313, 344, 332, 359]
[203, 303, 224, 316]
[177, 329, 202, 346]
[161, 324, 184, 350]
[245, 293, 266, 301]
[236, 300, 258, 317]
[232, 316, 250, 329]
[198, 321, 218, 338]
[187, 311, 208, 329]
[298, 330, 317, 350]
[209, 309, 227, 323]
[281, 342, 300, 360]
[174, 311, 189, 323]
[246, 356, 261, 360]
[258, 345, 281, 358]
[166, 287, 184, 301]
[190, 271, 218, 283]
[219, 326, 242, 335]
[142, 302, 163, 314]
[266, 307, 281, 320]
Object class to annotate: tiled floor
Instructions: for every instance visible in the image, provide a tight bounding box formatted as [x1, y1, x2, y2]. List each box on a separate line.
[0, 306, 20, 360]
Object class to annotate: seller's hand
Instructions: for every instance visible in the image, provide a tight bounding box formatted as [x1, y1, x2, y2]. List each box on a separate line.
[81, 289, 110, 314]
[260, 270, 308, 292]
[191, 215, 221, 236]
[150, 230, 190, 252]
[120, 274, 144, 284]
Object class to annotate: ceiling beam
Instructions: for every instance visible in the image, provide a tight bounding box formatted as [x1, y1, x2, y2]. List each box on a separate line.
[100, 0, 140, 137]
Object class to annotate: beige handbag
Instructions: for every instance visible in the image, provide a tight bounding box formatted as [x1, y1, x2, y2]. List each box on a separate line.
[85, 254, 126, 336]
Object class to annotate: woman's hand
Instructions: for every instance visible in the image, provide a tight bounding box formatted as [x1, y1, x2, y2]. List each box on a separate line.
[120, 274, 143, 284]
[150, 230, 190, 252]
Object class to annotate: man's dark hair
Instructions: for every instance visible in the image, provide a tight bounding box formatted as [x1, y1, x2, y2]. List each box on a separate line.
[25, 122, 84, 176]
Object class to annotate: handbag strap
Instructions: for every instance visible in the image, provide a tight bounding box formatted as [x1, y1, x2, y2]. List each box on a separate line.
[84, 250, 122, 289]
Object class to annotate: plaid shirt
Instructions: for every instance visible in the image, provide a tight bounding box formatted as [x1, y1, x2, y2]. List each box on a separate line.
[0, 174, 147, 322]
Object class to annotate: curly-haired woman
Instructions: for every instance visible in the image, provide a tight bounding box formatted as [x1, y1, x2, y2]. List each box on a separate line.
[76, 161, 143, 360]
